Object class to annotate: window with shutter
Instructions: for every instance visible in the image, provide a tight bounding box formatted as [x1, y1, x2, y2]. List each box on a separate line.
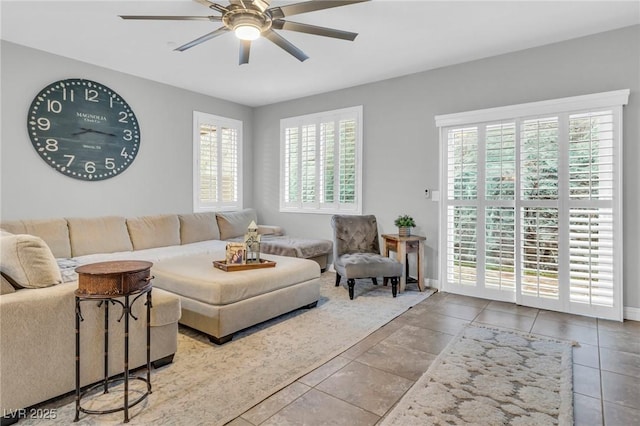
[193, 111, 242, 212]
[280, 106, 362, 214]
[436, 90, 628, 320]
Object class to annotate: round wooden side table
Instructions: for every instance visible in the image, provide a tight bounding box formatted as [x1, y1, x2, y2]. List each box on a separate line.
[73, 260, 154, 423]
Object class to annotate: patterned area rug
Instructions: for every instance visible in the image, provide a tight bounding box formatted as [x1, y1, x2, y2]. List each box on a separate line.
[22, 272, 433, 425]
[381, 325, 574, 426]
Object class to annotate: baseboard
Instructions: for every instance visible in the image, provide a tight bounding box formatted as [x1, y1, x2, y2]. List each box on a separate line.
[425, 278, 440, 290]
[623, 306, 640, 321]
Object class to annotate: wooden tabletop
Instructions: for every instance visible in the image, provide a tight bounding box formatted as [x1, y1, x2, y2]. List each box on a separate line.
[381, 234, 426, 242]
[75, 260, 153, 275]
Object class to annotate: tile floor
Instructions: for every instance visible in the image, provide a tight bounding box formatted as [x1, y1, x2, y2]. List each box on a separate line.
[227, 289, 640, 426]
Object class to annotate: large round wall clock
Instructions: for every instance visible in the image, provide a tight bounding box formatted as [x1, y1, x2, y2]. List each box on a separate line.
[27, 78, 140, 181]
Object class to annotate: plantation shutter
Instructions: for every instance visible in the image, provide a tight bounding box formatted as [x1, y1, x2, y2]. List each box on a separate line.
[437, 90, 628, 320]
[193, 112, 242, 212]
[567, 111, 615, 309]
[281, 106, 362, 214]
[446, 126, 478, 287]
[220, 126, 239, 203]
[199, 124, 218, 205]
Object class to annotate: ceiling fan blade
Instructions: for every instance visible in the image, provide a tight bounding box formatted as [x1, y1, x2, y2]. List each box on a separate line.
[268, 0, 369, 19]
[119, 15, 222, 21]
[263, 29, 308, 62]
[175, 27, 229, 52]
[194, 0, 229, 13]
[239, 40, 251, 65]
[251, 0, 271, 12]
[272, 20, 358, 41]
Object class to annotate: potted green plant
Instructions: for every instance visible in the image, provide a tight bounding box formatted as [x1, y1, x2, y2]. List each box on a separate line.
[394, 215, 416, 237]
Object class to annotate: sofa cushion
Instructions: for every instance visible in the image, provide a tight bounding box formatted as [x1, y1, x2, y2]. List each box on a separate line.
[216, 208, 258, 240]
[0, 234, 62, 288]
[1, 219, 71, 258]
[67, 216, 133, 257]
[179, 213, 220, 244]
[127, 214, 180, 250]
[0, 274, 15, 294]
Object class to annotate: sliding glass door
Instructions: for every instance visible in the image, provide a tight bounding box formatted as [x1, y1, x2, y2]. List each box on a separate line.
[437, 91, 627, 320]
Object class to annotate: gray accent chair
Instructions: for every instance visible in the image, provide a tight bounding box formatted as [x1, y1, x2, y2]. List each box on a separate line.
[331, 215, 403, 300]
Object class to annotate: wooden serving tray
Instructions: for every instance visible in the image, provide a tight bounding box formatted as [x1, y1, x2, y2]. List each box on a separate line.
[213, 259, 276, 272]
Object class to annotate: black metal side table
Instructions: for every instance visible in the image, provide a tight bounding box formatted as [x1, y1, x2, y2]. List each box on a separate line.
[74, 260, 154, 423]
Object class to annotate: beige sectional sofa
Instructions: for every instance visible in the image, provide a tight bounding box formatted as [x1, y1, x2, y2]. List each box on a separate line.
[1, 209, 324, 419]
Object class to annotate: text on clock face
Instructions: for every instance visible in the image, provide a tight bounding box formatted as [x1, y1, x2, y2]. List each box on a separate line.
[27, 79, 140, 181]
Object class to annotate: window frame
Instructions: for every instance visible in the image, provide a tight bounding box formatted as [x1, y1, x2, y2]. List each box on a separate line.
[193, 111, 243, 213]
[279, 105, 363, 214]
[436, 89, 629, 321]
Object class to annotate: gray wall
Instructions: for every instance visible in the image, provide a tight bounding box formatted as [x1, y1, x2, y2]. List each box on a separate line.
[252, 25, 640, 310]
[0, 40, 253, 220]
[2, 26, 639, 311]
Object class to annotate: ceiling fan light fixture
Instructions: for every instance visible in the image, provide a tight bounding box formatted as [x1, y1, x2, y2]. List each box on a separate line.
[235, 24, 261, 41]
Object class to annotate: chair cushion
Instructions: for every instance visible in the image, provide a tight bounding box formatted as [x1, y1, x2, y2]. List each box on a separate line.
[331, 215, 381, 260]
[334, 253, 402, 279]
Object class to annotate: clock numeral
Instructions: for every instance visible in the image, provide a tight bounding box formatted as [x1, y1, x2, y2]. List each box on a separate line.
[63, 155, 75, 167]
[118, 111, 128, 123]
[47, 100, 62, 113]
[85, 162, 96, 174]
[105, 158, 115, 170]
[45, 139, 58, 152]
[85, 89, 99, 103]
[63, 88, 74, 102]
[121, 148, 128, 158]
[37, 117, 51, 131]
[123, 129, 133, 141]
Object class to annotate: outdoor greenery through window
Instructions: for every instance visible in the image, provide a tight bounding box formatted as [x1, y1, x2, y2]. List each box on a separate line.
[193, 111, 242, 212]
[437, 90, 628, 320]
[280, 106, 362, 214]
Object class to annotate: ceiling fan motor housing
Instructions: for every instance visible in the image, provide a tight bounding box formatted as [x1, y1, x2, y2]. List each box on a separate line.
[223, 8, 272, 34]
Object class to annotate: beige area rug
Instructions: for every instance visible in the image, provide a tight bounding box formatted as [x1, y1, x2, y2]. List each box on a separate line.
[380, 325, 574, 426]
[24, 272, 433, 425]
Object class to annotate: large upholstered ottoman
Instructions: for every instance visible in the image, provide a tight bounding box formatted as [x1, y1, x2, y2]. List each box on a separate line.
[150, 253, 321, 344]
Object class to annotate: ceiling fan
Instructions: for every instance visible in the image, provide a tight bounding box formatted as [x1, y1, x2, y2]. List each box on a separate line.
[120, 0, 369, 65]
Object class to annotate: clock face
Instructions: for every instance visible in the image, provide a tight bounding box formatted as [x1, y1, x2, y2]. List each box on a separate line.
[27, 79, 140, 181]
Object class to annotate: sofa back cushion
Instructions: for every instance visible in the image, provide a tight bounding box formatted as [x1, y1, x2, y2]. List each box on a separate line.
[127, 214, 180, 250]
[216, 209, 258, 240]
[178, 213, 220, 244]
[67, 216, 133, 257]
[0, 234, 62, 288]
[0, 219, 71, 258]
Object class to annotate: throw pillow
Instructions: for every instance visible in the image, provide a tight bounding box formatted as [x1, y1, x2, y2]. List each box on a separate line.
[216, 208, 258, 240]
[0, 234, 62, 288]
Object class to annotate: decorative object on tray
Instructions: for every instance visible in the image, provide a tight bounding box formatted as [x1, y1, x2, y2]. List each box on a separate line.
[213, 259, 276, 272]
[394, 214, 416, 237]
[225, 242, 246, 265]
[244, 220, 261, 263]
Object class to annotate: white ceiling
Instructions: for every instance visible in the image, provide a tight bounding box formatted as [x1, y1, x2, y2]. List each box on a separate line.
[2, 1, 639, 107]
